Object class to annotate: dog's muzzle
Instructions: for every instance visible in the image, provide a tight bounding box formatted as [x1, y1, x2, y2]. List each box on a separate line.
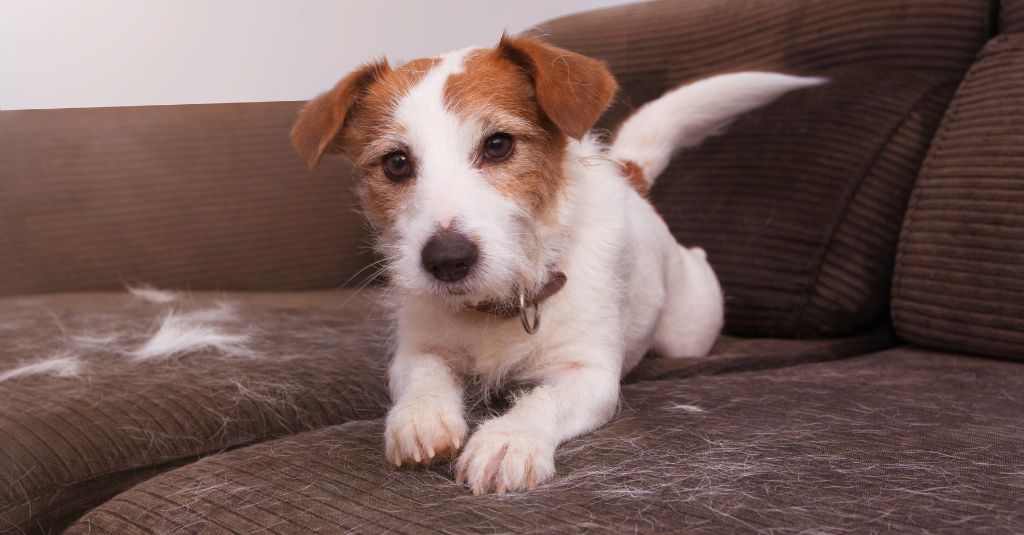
[421, 229, 478, 283]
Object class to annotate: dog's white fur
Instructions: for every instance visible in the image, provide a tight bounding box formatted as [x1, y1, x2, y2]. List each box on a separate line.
[131, 303, 254, 361]
[127, 284, 180, 304]
[610, 72, 827, 184]
[385, 48, 564, 307]
[300, 45, 823, 494]
[0, 353, 81, 383]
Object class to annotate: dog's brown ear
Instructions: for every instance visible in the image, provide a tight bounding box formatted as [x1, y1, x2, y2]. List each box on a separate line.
[291, 61, 389, 169]
[497, 34, 617, 139]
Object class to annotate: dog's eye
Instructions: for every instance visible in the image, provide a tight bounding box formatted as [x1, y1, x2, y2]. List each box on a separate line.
[482, 133, 515, 161]
[382, 151, 413, 182]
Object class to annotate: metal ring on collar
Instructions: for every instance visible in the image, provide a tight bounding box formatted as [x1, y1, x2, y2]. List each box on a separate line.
[518, 289, 540, 334]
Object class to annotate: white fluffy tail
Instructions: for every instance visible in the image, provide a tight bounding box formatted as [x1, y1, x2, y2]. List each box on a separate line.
[610, 72, 826, 189]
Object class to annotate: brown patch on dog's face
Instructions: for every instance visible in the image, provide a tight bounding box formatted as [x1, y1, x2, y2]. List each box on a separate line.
[290, 58, 442, 231]
[338, 57, 441, 230]
[291, 37, 619, 301]
[444, 49, 568, 218]
[292, 36, 616, 231]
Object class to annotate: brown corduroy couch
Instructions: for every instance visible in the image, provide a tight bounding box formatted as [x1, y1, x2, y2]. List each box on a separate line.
[2, 0, 1023, 533]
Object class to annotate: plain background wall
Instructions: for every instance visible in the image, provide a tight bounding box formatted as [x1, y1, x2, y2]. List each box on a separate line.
[0, 0, 636, 110]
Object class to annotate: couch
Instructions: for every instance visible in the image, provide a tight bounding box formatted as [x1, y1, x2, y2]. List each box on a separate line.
[2, 0, 1022, 532]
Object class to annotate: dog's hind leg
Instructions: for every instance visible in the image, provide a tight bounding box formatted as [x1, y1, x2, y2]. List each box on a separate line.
[653, 244, 724, 358]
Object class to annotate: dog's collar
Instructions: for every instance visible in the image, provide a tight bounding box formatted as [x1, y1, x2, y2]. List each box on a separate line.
[468, 271, 567, 334]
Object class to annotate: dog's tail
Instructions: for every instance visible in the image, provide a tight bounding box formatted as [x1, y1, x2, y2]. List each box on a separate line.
[609, 72, 826, 191]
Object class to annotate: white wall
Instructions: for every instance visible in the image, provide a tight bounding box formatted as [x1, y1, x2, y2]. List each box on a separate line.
[0, 0, 635, 110]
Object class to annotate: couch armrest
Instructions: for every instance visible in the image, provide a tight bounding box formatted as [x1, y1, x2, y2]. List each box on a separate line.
[0, 102, 373, 296]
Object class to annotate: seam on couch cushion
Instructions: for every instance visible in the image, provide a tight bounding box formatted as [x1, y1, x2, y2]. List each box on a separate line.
[892, 85, 968, 328]
[791, 79, 959, 336]
[627, 325, 898, 383]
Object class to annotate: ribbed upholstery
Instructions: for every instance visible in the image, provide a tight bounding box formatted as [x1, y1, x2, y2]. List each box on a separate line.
[66, 349, 1024, 534]
[1004, 0, 1024, 32]
[539, 0, 988, 337]
[0, 291, 392, 534]
[660, 70, 955, 337]
[538, 0, 990, 130]
[627, 324, 894, 383]
[6, 1, 1022, 532]
[0, 103, 370, 297]
[893, 35, 1024, 360]
[0, 290, 892, 534]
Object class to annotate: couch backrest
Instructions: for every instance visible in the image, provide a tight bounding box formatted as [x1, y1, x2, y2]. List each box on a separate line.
[891, 32, 1024, 360]
[0, 0, 1002, 342]
[539, 0, 992, 338]
[0, 103, 370, 296]
[1003, 0, 1024, 32]
[536, 0, 994, 131]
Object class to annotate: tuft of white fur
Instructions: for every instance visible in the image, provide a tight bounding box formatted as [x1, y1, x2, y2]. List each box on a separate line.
[669, 403, 706, 413]
[71, 332, 123, 348]
[610, 72, 827, 186]
[127, 284, 179, 304]
[0, 354, 82, 383]
[131, 303, 255, 361]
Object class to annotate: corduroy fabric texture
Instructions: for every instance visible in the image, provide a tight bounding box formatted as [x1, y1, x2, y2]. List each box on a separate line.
[892, 35, 1024, 360]
[626, 324, 894, 383]
[662, 70, 953, 337]
[0, 290, 894, 534]
[0, 102, 370, 297]
[3, 1, 1020, 532]
[66, 348, 1024, 534]
[1004, 0, 1024, 32]
[536, 0, 990, 130]
[538, 0, 988, 338]
[0, 291, 392, 534]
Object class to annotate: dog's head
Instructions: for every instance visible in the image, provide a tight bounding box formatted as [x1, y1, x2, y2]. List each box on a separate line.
[292, 36, 617, 306]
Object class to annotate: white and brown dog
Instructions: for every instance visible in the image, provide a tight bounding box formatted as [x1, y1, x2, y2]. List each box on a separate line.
[292, 35, 822, 494]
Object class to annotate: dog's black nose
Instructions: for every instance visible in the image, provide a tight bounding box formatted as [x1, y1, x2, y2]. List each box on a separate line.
[421, 229, 478, 283]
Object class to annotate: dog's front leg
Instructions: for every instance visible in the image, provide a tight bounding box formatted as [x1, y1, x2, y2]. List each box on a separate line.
[455, 358, 620, 493]
[385, 348, 468, 467]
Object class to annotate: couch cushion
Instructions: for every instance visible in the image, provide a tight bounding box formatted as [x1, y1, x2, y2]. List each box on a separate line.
[0, 290, 392, 534]
[0, 102, 370, 297]
[892, 36, 1024, 360]
[66, 348, 1024, 533]
[657, 69, 958, 337]
[0, 290, 892, 534]
[1004, 0, 1024, 32]
[627, 324, 894, 383]
[539, 1, 986, 338]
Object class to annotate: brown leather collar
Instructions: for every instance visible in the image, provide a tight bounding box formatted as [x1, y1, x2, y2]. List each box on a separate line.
[469, 271, 568, 330]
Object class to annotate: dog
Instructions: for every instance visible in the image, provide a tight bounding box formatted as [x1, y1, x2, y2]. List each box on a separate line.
[291, 34, 823, 494]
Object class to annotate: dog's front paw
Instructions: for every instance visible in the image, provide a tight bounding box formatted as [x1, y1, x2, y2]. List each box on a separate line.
[385, 397, 467, 468]
[455, 421, 556, 494]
